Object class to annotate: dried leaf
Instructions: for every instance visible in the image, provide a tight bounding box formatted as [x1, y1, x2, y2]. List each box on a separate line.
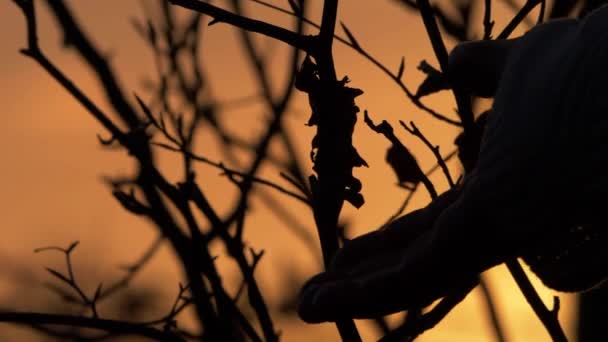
[386, 144, 423, 185]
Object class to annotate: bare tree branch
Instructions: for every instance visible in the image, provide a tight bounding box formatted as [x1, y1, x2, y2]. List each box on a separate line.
[168, 0, 315, 54]
[0, 312, 185, 342]
[506, 259, 567, 342]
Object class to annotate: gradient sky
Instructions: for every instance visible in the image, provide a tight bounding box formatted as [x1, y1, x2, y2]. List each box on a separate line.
[0, 1, 577, 341]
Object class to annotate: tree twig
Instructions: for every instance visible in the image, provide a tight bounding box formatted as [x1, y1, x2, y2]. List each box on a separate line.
[498, 0, 542, 39]
[98, 235, 164, 301]
[378, 286, 473, 342]
[364, 112, 437, 199]
[506, 259, 567, 342]
[153, 142, 311, 205]
[483, 0, 495, 39]
[415, 0, 474, 130]
[0, 312, 185, 342]
[400, 120, 455, 188]
[478, 275, 507, 342]
[168, 0, 314, 54]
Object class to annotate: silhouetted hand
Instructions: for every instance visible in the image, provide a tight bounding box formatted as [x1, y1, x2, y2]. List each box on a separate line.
[298, 5, 608, 323]
[298, 188, 482, 322]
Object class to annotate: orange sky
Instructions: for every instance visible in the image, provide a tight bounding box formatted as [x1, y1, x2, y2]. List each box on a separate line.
[0, 1, 577, 341]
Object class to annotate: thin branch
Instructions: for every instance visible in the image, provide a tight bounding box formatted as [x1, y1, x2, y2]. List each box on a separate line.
[0, 312, 185, 342]
[538, 0, 546, 24]
[98, 235, 164, 301]
[35, 242, 100, 318]
[415, 0, 448, 71]
[400, 120, 455, 188]
[13, 0, 124, 143]
[45, 0, 141, 129]
[415, 0, 474, 129]
[153, 142, 311, 205]
[379, 286, 473, 342]
[363, 112, 437, 199]
[424, 149, 457, 178]
[140, 283, 196, 333]
[386, 185, 417, 225]
[249, 0, 309, 21]
[351, 45, 460, 126]
[280, 172, 312, 201]
[168, 0, 315, 54]
[498, 0, 542, 39]
[254, 189, 319, 256]
[506, 259, 567, 342]
[216, 0, 304, 238]
[483, 0, 495, 39]
[230, 0, 275, 107]
[478, 276, 507, 342]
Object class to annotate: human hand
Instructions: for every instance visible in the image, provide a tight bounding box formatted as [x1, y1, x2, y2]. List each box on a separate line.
[297, 188, 479, 323]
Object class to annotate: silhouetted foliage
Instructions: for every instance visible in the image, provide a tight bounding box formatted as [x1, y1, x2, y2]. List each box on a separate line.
[3, 1, 606, 341]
